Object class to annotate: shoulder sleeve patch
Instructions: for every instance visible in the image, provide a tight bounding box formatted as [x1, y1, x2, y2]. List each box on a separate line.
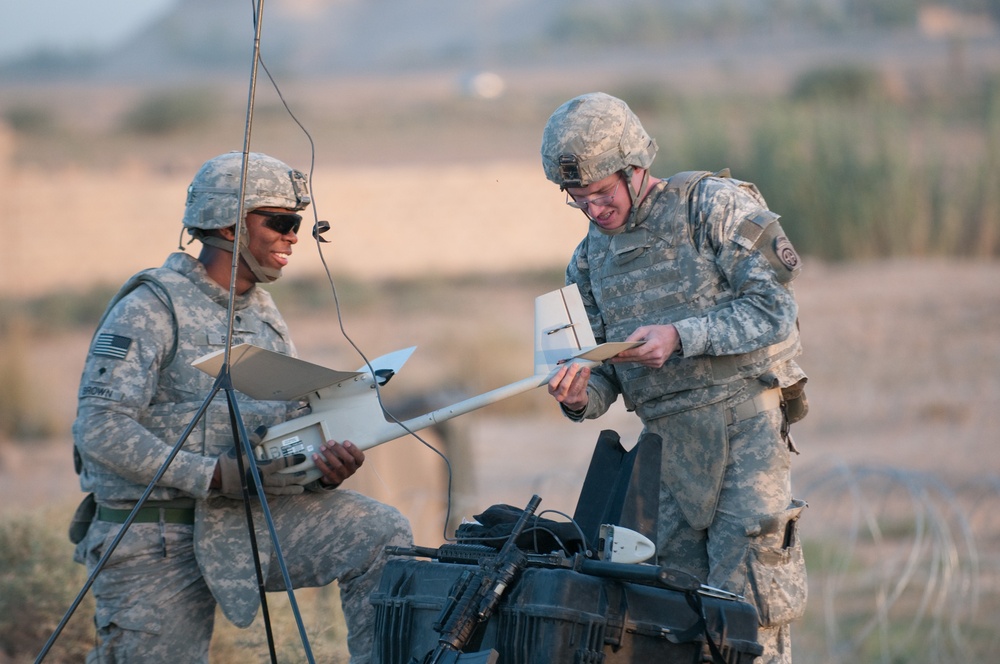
[92, 333, 133, 360]
[763, 228, 803, 283]
[734, 213, 803, 283]
[774, 236, 801, 272]
[732, 210, 780, 251]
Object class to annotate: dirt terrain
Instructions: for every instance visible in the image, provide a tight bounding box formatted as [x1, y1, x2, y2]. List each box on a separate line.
[3, 14, 998, 658]
[1, 160, 998, 546]
[1, 156, 998, 664]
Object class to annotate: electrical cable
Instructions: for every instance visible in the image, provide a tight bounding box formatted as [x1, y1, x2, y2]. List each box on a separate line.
[249, 3, 460, 544]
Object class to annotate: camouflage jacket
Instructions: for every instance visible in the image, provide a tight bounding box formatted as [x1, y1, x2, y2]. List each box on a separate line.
[73, 252, 300, 626]
[568, 171, 806, 422]
[74, 251, 297, 503]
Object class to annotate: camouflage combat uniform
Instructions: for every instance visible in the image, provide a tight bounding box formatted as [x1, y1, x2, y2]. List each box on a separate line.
[564, 172, 808, 664]
[72, 251, 412, 663]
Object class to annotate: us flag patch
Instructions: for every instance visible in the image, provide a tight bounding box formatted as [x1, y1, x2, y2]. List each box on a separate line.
[93, 333, 132, 359]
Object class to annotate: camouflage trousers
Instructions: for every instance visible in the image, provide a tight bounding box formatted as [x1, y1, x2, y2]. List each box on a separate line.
[647, 405, 807, 664]
[77, 489, 412, 663]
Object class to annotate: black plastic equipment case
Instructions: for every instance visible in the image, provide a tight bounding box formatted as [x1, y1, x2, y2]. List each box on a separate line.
[371, 558, 763, 664]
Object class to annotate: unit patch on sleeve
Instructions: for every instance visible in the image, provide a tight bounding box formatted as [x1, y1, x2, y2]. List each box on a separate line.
[774, 236, 801, 271]
[93, 333, 133, 360]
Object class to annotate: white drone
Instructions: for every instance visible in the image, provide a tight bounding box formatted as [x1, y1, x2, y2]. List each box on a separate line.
[194, 284, 640, 484]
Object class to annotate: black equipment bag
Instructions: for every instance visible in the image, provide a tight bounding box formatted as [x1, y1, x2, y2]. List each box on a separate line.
[371, 559, 762, 664]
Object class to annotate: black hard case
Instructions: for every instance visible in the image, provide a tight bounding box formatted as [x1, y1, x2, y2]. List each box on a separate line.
[371, 558, 762, 664]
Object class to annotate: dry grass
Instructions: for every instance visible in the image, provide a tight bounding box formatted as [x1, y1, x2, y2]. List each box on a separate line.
[4, 248, 998, 661]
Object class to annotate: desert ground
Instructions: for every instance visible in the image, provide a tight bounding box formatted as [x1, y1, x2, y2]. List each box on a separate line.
[2, 157, 997, 531]
[1, 2, 998, 656]
[2, 158, 998, 662]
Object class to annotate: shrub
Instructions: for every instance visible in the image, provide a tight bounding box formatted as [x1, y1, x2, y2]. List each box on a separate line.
[2, 104, 56, 134]
[791, 64, 889, 104]
[0, 317, 59, 440]
[119, 88, 220, 135]
[0, 514, 93, 661]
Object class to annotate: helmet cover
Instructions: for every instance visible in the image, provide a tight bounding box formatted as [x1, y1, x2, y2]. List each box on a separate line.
[540, 92, 657, 189]
[182, 151, 310, 232]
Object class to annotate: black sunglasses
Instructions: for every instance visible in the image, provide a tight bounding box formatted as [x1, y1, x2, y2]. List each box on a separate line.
[254, 210, 302, 235]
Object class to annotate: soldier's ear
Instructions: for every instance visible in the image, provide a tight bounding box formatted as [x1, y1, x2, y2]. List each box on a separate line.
[217, 225, 237, 241]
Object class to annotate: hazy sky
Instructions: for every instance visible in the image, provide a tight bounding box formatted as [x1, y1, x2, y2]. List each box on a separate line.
[0, 0, 177, 61]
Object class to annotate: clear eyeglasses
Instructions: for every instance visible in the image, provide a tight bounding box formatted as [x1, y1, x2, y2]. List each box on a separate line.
[565, 179, 620, 212]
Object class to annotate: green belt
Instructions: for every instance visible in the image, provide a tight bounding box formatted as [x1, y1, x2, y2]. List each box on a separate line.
[96, 504, 195, 525]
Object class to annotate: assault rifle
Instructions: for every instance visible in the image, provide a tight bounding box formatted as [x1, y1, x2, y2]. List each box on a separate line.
[407, 495, 541, 664]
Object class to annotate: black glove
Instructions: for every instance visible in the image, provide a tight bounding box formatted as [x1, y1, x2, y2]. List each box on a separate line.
[216, 427, 306, 498]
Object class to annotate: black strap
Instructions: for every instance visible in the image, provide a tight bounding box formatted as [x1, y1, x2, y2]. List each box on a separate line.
[680, 591, 730, 664]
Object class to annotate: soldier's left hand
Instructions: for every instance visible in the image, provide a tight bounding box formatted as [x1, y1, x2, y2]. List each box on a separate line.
[313, 440, 365, 488]
[547, 362, 591, 410]
[610, 324, 680, 368]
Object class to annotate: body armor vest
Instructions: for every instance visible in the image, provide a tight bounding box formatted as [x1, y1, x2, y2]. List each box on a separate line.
[581, 172, 801, 420]
[80, 254, 295, 502]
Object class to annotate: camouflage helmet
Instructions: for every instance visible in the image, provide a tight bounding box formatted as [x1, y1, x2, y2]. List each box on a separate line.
[182, 151, 310, 232]
[540, 92, 657, 190]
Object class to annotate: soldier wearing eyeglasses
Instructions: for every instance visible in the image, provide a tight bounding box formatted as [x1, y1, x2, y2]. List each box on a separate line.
[70, 151, 412, 663]
[541, 93, 809, 664]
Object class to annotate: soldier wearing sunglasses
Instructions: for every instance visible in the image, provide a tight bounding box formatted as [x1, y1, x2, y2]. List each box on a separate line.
[70, 151, 412, 663]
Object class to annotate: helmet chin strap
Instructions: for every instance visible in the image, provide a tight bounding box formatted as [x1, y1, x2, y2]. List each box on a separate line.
[625, 168, 650, 228]
[239, 246, 283, 283]
[199, 233, 283, 283]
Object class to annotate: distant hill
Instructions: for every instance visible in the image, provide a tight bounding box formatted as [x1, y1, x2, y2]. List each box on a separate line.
[99, 0, 572, 81]
[4, 0, 995, 84]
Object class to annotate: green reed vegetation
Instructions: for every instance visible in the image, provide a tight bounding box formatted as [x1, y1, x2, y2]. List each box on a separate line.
[629, 66, 1000, 260]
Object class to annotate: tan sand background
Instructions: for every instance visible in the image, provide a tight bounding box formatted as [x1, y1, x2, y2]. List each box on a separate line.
[2, 158, 998, 549]
[1, 90, 998, 660]
[2, 6, 999, 658]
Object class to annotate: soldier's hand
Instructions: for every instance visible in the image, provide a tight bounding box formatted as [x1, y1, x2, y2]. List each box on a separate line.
[214, 441, 307, 498]
[547, 362, 590, 411]
[312, 440, 364, 488]
[610, 325, 679, 368]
